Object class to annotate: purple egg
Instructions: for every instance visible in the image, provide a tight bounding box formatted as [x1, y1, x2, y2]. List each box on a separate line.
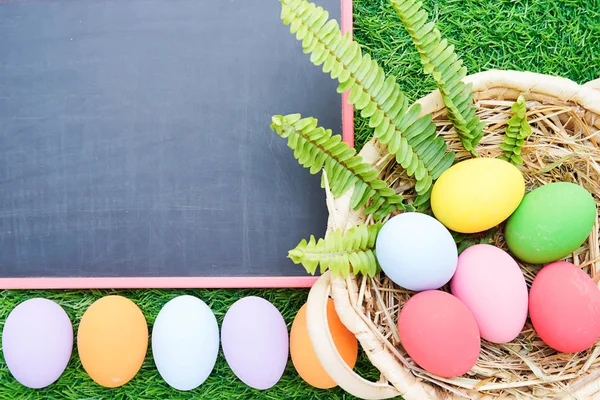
[2, 298, 73, 388]
[221, 296, 289, 390]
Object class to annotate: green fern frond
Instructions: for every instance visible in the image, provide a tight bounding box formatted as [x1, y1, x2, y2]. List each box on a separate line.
[500, 95, 532, 165]
[288, 223, 382, 277]
[279, 0, 455, 201]
[389, 0, 484, 153]
[271, 114, 406, 219]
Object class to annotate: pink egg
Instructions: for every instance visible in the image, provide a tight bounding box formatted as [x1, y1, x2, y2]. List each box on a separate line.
[2, 298, 73, 388]
[529, 261, 600, 353]
[221, 296, 288, 390]
[451, 244, 528, 343]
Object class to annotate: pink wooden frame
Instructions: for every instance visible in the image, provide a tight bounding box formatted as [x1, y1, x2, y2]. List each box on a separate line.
[340, 0, 354, 148]
[0, 0, 354, 289]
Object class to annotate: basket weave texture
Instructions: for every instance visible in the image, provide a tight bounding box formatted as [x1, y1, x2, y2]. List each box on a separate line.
[316, 70, 600, 400]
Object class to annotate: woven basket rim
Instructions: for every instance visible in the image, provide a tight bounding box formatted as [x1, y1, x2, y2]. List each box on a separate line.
[314, 69, 600, 400]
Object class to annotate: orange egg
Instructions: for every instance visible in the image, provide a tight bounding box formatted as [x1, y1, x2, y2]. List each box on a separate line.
[290, 299, 358, 389]
[77, 295, 148, 388]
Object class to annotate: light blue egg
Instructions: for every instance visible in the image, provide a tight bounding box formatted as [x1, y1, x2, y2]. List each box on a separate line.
[152, 295, 219, 391]
[376, 212, 458, 291]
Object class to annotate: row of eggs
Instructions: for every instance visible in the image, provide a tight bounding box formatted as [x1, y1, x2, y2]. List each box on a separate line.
[2, 294, 359, 391]
[374, 157, 599, 378]
[431, 157, 597, 265]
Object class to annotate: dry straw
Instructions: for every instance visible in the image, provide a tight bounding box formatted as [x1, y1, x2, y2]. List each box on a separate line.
[306, 70, 600, 400]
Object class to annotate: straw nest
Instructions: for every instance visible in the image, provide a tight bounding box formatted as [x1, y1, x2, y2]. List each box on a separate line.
[318, 70, 600, 400]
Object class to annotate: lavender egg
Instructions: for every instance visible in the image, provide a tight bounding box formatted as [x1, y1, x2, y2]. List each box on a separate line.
[2, 298, 73, 388]
[221, 296, 288, 390]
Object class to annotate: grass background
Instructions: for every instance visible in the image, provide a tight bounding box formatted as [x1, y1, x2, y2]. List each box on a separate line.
[1, 0, 599, 399]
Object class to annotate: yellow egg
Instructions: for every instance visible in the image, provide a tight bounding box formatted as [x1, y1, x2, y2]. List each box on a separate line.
[431, 158, 525, 233]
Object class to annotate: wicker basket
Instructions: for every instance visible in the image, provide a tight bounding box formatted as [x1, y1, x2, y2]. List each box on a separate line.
[305, 69, 600, 400]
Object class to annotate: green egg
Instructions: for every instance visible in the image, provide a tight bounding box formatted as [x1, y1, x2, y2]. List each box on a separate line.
[504, 182, 596, 264]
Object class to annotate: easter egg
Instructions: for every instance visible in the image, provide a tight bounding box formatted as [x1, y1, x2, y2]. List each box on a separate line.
[529, 261, 600, 353]
[505, 182, 596, 264]
[450, 244, 528, 343]
[376, 212, 458, 291]
[2, 298, 73, 389]
[152, 295, 219, 391]
[77, 295, 148, 388]
[398, 290, 480, 378]
[221, 296, 288, 390]
[431, 158, 525, 233]
[290, 299, 357, 389]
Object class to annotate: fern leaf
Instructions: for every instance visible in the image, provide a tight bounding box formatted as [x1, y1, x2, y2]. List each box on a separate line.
[279, 0, 455, 199]
[390, 0, 484, 153]
[288, 223, 382, 277]
[271, 114, 405, 218]
[500, 95, 531, 165]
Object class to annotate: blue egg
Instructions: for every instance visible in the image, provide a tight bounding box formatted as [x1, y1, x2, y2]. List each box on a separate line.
[152, 295, 219, 391]
[375, 212, 458, 291]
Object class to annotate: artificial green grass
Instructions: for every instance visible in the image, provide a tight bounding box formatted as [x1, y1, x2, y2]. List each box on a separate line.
[1, 0, 599, 399]
[352, 0, 600, 148]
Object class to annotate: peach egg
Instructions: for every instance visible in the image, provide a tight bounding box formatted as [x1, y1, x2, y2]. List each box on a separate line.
[290, 299, 358, 389]
[77, 295, 148, 388]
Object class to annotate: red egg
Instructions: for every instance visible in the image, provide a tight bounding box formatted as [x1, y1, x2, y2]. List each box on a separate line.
[398, 290, 480, 378]
[529, 261, 600, 353]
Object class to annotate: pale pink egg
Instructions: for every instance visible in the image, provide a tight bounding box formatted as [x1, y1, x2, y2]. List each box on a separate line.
[451, 244, 528, 343]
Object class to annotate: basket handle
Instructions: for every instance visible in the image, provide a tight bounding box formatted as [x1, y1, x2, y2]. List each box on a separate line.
[584, 78, 600, 91]
[306, 272, 401, 400]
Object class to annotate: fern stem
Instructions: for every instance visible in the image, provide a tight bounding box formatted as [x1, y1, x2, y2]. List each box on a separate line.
[280, 0, 455, 203]
[288, 223, 382, 277]
[296, 248, 372, 259]
[271, 114, 406, 219]
[390, 0, 484, 154]
[500, 95, 532, 165]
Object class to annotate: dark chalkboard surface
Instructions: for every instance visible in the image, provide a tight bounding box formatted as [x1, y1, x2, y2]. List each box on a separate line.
[0, 0, 345, 286]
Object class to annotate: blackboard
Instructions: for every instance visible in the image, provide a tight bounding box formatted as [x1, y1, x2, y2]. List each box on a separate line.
[0, 0, 348, 288]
